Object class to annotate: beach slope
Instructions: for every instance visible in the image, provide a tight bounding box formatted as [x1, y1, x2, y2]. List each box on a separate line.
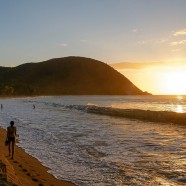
[0, 128, 76, 186]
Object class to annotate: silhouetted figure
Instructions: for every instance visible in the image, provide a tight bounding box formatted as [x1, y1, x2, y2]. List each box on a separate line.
[1, 104, 3, 110]
[6, 121, 16, 159]
[33, 104, 35, 109]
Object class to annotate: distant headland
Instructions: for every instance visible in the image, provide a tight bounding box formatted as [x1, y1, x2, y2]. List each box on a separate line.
[0, 56, 151, 96]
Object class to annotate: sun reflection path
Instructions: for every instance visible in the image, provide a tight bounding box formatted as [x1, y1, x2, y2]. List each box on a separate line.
[176, 105, 183, 113]
[175, 96, 184, 113]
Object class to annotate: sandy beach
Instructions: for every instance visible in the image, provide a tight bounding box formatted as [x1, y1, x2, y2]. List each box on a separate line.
[0, 127, 76, 186]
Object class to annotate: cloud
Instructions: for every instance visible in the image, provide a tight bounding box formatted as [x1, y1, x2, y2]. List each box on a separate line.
[137, 40, 146, 45]
[171, 49, 181, 52]
[159, 39, 167, 43]
[173, 29, 186, 36]
[137, 38, 168, 45]
[170, 40, 186, 46]
[110, 62, 163, 69]
[110, 61, 186, 70]
[132, 28, 138, 33]
[60, 43, 68, 47]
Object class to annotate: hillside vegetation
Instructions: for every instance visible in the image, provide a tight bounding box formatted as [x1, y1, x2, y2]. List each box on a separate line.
[0, 56, 149, 96]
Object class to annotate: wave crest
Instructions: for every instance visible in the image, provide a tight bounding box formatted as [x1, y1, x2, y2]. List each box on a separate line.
[65, 104, 186, 125]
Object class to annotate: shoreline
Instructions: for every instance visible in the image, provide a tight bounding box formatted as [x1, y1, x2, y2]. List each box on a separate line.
[0, 127, 76, 186]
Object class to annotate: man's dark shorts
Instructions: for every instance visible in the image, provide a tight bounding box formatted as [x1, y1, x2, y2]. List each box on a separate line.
[8, 137, 15, 142]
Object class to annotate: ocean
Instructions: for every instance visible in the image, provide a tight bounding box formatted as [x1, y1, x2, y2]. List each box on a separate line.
[0, 95, 186, 186]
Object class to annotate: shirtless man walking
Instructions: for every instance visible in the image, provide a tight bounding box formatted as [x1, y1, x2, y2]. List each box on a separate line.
[7, 121, 16, 159]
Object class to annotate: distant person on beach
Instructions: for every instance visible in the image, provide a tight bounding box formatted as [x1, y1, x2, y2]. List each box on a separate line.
[33, 104, 35, 109]
[6, 121, 17, 159]
[1, 104, 3, 110]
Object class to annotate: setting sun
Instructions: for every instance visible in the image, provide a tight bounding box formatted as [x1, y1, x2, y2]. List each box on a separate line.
[163, 71, 186, 95]
[117, 64, 186, 95]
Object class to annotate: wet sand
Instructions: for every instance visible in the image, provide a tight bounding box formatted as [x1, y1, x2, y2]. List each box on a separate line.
[0, 127, 76, 186]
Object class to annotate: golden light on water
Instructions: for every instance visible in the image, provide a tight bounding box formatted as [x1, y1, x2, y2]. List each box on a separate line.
[175, 95, 184, 113]
[176, 105, 183, 113]
[177, 95, 183, 100]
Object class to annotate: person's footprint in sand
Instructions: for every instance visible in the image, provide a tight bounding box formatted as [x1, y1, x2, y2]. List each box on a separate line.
[22, 168, 28, 172]
[32, 177, 39, 182]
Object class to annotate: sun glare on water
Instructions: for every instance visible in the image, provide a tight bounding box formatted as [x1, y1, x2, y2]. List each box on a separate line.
[176, 105, 183, 113]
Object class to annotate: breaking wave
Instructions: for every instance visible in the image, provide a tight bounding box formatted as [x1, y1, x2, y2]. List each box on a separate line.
[65, 104, 186, 125]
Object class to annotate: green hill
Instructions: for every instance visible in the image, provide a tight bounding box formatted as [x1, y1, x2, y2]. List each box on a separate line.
[0, 56, 149, 96]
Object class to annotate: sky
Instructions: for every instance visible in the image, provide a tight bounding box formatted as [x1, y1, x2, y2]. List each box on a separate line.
[1, 0, 186, 95]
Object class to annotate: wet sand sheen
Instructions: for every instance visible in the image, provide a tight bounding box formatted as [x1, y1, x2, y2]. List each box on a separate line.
[0, 127, 76, 186]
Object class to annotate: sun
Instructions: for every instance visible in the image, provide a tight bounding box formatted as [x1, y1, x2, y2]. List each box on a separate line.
[163, 71, 186, 95]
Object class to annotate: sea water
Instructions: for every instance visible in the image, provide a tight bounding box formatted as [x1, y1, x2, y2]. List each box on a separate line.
[0, 95, 186, 186]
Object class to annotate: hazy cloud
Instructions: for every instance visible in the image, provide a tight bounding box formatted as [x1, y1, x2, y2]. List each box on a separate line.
[171, 48, 181, 52]
[170, 40, 186, 46]
[137, 38, 168, 45]
[110, 62, 164, 69]
[110, 61, 186, 70]
[60, 43, 68, 47]
[137, 40, 146, 45]
[132, 28, 138, 33]
[159, 39, 167, 43]
[173, 29, 186, 36]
